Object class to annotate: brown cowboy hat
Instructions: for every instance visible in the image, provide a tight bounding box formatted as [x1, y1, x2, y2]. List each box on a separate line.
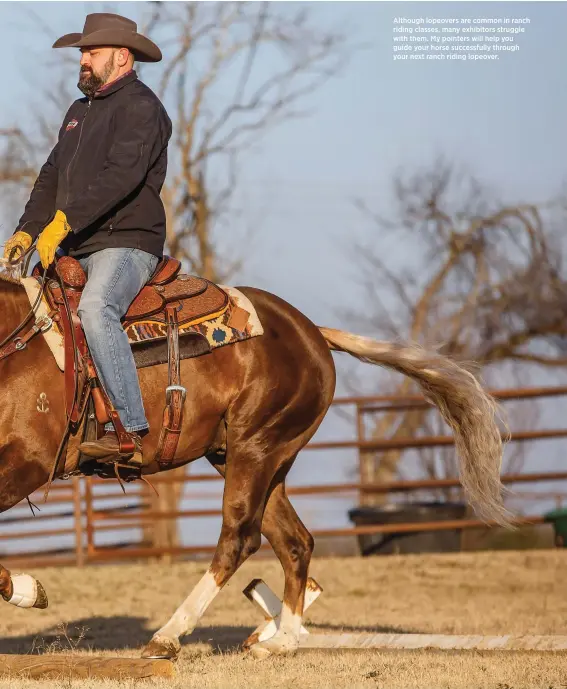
[52, 12, 162, 63]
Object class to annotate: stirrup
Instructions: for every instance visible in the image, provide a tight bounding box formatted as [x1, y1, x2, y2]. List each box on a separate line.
[95, 446, 144, 468]
[79, 457, 142, 483]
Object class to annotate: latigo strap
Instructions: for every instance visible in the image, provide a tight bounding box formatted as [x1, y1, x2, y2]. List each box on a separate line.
[48, 280, 90, 424]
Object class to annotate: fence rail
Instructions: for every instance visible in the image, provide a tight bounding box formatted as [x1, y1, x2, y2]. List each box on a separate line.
[2, 385, 567, 567]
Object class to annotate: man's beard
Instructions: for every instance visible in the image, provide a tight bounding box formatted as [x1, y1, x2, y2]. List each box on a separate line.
[78, 55, 115, 98]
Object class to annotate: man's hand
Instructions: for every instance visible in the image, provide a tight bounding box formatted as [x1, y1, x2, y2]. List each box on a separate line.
[36, 210, 71, 269]
[3, 231, 32, 262]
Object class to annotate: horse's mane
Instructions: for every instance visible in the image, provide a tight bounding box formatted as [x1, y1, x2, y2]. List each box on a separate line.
[0, 271, 24, 287]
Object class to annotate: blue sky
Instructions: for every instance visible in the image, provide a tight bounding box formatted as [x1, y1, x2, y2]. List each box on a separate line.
[1, 1, 566, 551]
[5, 2, 565, 318]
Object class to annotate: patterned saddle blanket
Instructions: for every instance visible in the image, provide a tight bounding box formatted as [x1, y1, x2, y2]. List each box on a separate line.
[20, 262, 263, 372]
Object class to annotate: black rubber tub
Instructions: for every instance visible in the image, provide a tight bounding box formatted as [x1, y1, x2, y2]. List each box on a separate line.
[348, 501, 467, 556]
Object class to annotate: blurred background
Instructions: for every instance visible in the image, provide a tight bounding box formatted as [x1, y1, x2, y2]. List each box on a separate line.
[2, 1, 567, 565]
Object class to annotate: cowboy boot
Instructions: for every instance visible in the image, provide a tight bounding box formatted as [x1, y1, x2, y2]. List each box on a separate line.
[79, 431, 145, 466]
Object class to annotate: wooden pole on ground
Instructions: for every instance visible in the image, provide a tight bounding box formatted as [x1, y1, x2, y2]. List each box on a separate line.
[0, 654, 175, 680]
[243, 579, 567, 653]
[298, 633, 567, 651]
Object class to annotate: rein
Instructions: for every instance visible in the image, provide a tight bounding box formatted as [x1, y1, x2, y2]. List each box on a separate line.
[43, 272, 82, 500]
[0, 244, 76, 499]
[0, 244, 52, 358]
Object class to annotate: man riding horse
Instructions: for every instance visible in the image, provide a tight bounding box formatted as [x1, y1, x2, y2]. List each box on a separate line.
[3, 13, 171, 468]
[0, 10, 513, 662]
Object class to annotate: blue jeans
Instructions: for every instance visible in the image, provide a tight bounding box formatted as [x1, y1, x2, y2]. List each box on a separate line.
[77, 248, 159, 433]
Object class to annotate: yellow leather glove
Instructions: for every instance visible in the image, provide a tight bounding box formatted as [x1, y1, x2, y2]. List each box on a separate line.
[3, 230, 32, 261]
[36, 210, 72, 269]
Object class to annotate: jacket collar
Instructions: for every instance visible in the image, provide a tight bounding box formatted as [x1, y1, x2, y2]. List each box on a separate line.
[94, 69, 137, 98]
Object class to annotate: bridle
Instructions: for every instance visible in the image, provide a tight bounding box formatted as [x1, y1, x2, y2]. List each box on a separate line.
[0, 242, 81, 497]
[0, 243, 55, 363]
[0, 243, 150, 495]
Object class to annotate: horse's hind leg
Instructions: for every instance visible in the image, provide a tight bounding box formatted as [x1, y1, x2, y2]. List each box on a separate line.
[141, 442, 282, 660]
[246, 480, 314, 658]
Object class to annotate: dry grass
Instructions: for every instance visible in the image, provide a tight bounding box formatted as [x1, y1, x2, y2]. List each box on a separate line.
[0, 549, 566, 688]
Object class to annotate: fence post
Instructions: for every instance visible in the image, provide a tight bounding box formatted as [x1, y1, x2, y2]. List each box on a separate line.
[72, 477, 85, 567]
[356, 401, 369, 506]
[84, 477, 95, 559]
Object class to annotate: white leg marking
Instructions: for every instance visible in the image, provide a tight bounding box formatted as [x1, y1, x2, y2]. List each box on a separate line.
[152, 569, 221, 643]
[245, 578, 323, 658]
[244, 578, 314, 642]
[250, 604, 303, 659]
[277, 603, 303, 643]
[8, 574, 38, 609]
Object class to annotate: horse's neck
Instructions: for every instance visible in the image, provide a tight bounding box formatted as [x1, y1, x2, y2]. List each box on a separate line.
[0, 279, 29, 339]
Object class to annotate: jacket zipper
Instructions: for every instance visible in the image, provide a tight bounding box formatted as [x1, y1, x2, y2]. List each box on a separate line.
[65, 99, 92, 206]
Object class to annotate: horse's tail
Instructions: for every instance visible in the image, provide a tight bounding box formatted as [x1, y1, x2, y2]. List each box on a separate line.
[319, 327, 514, 528]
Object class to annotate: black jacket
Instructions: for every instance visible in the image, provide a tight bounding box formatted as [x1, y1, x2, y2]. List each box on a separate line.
[15, 70, 172, 258]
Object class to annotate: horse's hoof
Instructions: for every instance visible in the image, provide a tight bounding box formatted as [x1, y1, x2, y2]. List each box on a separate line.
[248, 636, 299, 659]
[33, 580, 48, 609]
[141, 635, 180, 660]
[6, 574, 47, 609]
[249, 643, 273, 660]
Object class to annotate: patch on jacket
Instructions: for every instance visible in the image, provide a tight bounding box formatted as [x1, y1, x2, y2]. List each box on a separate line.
[66, 119, 78, 131]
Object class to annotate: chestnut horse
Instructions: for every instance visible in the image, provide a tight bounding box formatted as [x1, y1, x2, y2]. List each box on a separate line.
[0, 272, 511, 659]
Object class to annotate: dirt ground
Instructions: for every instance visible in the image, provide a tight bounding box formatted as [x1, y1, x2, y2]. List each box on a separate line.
[1, 549, 566, 688]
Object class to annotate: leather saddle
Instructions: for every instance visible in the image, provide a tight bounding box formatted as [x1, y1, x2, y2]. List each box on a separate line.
[38, 255, 229, 473]
[39, 255, 229, 327]
[124, 256, 229, 325]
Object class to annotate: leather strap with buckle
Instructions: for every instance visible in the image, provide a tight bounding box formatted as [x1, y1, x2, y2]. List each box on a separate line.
[0, 313, 55, 362]
[154, 303, 186, 467]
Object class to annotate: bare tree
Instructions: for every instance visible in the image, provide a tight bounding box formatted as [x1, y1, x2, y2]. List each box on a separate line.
[140, 1, 352, 281]
[344, 157, 567, 506]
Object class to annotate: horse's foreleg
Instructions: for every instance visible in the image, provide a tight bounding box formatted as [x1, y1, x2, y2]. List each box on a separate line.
[0, 564, 12, 601]
[141, 449, 271, 660]
[0, 563, 48, 609]
[141, 523, 262, 660]
[0, 436, 54, 610]
[246, 480, 314, 658]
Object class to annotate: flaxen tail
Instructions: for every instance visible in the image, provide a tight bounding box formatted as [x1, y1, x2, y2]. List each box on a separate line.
[319, 327, 514, 528]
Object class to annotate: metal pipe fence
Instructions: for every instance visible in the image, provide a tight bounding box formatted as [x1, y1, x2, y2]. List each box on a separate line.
[1, 385, 566, 567]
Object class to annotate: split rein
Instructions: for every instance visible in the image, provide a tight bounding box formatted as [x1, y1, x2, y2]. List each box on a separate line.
[0, 243, 52, 362]
[0, 246, 156, 498]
